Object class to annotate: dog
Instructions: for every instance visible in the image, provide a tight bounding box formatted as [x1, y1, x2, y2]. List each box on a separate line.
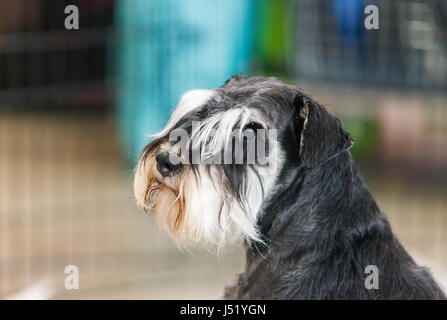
[134, 75, 446, 299]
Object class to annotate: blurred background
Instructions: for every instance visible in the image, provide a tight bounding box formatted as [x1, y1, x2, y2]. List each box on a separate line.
[0, 0, 446, 299]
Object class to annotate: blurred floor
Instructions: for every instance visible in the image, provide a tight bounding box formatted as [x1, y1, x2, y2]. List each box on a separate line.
[0, 112, 244, 299]
[0, 109, 446, 299]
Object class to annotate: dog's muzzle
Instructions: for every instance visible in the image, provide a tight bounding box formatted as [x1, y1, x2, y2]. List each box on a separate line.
[155, 151, 182, 177]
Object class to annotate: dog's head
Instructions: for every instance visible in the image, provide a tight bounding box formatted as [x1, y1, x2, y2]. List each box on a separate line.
[134, 75, 353, 250]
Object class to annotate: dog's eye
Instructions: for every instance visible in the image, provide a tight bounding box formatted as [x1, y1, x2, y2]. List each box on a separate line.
[242, 122, 262, 136]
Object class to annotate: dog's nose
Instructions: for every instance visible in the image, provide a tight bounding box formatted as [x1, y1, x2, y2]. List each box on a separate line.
[156, 151, 182, 176]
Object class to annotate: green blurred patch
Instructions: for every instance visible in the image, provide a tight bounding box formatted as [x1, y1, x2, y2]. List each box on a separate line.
[341, 113, 380, 161]
[254, 0, 294, 72]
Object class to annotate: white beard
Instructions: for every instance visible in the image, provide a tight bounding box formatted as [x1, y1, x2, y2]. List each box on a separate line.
[134, 160, 282, 252]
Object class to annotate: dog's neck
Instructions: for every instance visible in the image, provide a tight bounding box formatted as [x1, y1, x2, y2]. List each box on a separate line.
[252, 151, 381, 260]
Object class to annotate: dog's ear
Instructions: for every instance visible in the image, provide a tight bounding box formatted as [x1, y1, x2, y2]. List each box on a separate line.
[222, 73, 247, 87]
[294, 94, 353, 168]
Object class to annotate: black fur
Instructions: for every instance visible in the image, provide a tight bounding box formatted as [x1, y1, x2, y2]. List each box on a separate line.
[220, 76, 446, 300]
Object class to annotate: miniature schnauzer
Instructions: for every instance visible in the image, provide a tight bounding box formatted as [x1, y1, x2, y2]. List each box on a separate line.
[134, 75, 445, 299]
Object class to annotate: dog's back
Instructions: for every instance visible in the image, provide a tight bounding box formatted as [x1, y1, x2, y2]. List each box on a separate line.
[226, 152, 446, 300]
